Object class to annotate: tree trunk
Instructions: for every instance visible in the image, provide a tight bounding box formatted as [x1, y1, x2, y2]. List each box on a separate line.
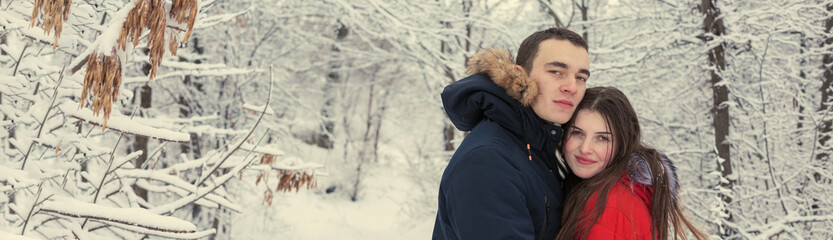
[818, 4, 833, 161]
[132, 83, 151, 202]
[318, 22, 348, 150]
[351, 82, 377, 201]
[1, 32, 7, 150]
[702, 0, 734, 237]
[578, 0, 588, 42]
[441, 0, 475, 151]
[440, 17, 456, 151]
[543, 0, 563, 27]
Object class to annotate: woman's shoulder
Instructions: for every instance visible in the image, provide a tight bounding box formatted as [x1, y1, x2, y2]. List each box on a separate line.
[584, 180, 653, 239]
[604, 180, 651, 212]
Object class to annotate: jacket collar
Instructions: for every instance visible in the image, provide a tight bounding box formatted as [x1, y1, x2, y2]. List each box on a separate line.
[626, 153, 680, 201]
[466, 48, 563, 160]
[441, 48, 563, 170]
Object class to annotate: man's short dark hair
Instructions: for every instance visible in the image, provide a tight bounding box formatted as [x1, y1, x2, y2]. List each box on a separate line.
[515, 28, 588, 74]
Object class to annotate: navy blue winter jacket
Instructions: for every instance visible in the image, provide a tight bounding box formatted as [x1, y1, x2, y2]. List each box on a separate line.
[433, 49, 566, 240]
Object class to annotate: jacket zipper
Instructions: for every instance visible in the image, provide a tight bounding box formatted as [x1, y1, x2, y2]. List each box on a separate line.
[538, 196, 551, 240]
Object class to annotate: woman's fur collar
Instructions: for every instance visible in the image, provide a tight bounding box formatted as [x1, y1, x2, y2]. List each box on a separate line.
[466, 48, 538, 107]
[627, 154, 680, 200]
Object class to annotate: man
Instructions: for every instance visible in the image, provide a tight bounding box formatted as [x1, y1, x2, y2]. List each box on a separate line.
[433, 28, 590, 240]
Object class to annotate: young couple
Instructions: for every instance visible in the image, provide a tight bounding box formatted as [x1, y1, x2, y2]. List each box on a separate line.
[433, 28, 706, 240]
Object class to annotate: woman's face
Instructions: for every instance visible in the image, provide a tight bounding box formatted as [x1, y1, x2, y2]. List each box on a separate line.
[563, 110, 615, 179]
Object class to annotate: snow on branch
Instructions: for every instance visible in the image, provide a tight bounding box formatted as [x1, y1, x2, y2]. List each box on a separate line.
[29, 0, 72, 50]
[59, 101, 190, 143]
[39, 197, 214, 239]
[195, 8, 248, 29]
[148, 151, 258, 215]
[248, 156, 324, 172]
[123, 67, 264, 84]
[0, 12, 76, 51]
[240, 142, 283, 156]
[116, 169, 242, 213]
[748, 215, 833, 240]
[0, 231, 39, 240]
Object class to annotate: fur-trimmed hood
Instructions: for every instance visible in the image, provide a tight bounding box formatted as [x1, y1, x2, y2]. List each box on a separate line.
[441, 48, 564, 174]
[626, 153, 680, 201]
[465, 48, 538, 107]
[435, 48, 567, 240]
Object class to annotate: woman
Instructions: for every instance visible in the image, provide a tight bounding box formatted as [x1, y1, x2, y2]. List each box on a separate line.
[555, 87, 706, 240]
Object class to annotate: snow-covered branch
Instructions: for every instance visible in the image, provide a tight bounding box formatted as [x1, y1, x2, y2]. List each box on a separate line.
[39, 197, 215, 239]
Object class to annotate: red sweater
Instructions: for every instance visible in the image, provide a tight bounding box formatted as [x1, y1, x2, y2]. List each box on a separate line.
[579, 174, 654, 240]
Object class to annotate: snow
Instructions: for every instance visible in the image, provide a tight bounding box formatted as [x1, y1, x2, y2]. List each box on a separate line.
[118, 168, 243, 212]
[231, 163, 435, 240]
[0, 231, 39, 240]
[95, 1, 135, 55]
[123, 68, 263, 84]
[59, 101, 190, 143]
[4, 0, 833, 239]
[39, 197, 204, 234]
[240, 142, 283, 156]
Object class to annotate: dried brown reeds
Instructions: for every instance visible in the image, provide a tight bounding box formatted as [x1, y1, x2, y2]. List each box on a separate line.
[80, 50, 122, 129]
[30, 0, 72, 50]
[75, 0, 200, 128]
[170, 0, 198, 43]
[277, 170, 317, 193]
[253, 154, 318, 206]
[263, 189, 274, 206]
[116, 0, 167, 81]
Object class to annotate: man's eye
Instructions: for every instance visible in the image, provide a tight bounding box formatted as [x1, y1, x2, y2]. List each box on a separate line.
[577, 76, 587, 82]
[549, 70, 561, 75]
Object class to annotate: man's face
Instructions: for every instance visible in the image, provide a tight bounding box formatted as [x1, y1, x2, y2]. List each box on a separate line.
[523, 39, 589, 125]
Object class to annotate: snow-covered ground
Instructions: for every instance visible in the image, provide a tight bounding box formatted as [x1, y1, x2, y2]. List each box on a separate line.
[229, 143, 441, 239]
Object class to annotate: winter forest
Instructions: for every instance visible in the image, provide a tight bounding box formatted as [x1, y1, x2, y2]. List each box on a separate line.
[0, 0, 831, 239]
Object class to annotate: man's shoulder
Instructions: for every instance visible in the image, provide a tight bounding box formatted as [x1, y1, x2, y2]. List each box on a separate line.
[449, 134, 525, 172]
[456, 133, 521, 161]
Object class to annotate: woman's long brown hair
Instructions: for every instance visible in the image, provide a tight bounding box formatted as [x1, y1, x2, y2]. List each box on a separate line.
[555, 87, 707, 240]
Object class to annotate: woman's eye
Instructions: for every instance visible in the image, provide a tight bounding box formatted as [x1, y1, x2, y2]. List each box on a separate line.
[596, 135, 609, 142]
[570, 130, 582, 135]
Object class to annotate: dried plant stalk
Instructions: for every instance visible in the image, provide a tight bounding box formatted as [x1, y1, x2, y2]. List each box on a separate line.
[170, 0, 198, 42]
[80, 50, 122, 129]
[276, 170, 317, 193]
[168, 29, 178, 56]
[146, 0, 167, 80]
[118, 0, 150, 51]
[263, 189, 274, 206]
[260, 154, 276, 165]
[30, 0, 73, 49]
[79, 0, 201, 125]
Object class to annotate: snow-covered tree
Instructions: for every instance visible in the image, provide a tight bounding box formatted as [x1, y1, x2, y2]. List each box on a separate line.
[0, 1, 320, 238]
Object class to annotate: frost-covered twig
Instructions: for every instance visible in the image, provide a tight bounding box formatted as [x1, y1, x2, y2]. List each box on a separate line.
[0, 231, 39, 240]
[82, 107, 138, 229]
[11, 42, 27, 77]
[756, 34, 789, 216]
[60, 102, 190, 143]
[123, 68, 263, 85]
[747, 215, 833, 240]
[150, 132, 268, 215]
[20, 182, 43, 235]
[195, 66, 273, 188]
[115, 169, 242, 213]
[20, 65, 65, 170]
[39, 197, 214, 239]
